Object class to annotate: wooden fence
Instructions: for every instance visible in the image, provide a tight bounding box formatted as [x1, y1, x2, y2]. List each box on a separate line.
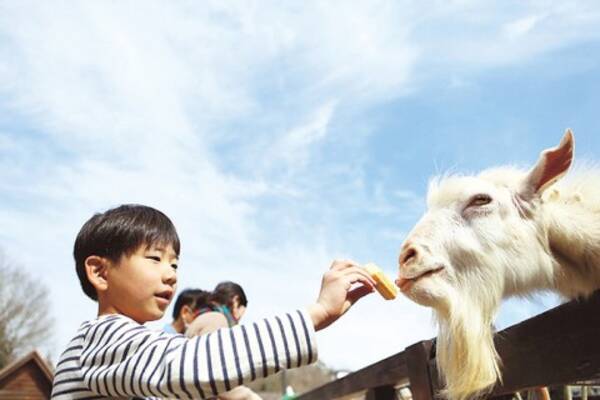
[297, 291, 600, 400]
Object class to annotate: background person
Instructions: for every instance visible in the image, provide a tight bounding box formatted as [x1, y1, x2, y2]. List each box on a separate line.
[163, 287, 210, 334]
[187, 281, 247, 335]
[187, 281, 259, 399]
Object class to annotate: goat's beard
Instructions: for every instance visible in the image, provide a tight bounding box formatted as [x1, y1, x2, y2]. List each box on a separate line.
[434, 290, 502, 400]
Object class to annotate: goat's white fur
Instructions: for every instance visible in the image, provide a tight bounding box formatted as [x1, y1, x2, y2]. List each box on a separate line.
[397, 130, 600, 400]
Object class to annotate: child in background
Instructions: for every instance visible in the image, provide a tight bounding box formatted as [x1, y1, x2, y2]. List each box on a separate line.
[187, 281, 247, 335]
[187, 281, 257, 399]
[51, 204, 375, 399]
[163, 288, 210, 334]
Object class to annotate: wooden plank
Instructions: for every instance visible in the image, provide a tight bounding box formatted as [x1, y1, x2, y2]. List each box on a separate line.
[365, 385, 397, 400]
[405, 341, 435, 400]
[491, 291, 600, 395]
[297, 351, 409, 400]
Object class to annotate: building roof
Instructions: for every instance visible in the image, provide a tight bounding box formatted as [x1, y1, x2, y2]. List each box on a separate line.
[0, 350, 54, 399]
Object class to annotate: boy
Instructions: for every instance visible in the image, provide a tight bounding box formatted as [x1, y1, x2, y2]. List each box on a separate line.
[51, 204, 375, 399]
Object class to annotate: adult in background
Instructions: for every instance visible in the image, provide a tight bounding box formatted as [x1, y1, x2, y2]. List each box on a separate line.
[164, 288, 210, 334]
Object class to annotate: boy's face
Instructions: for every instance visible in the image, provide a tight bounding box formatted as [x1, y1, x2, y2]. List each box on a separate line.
[103, 243, 178, 323]
[231, 296, 246, 322]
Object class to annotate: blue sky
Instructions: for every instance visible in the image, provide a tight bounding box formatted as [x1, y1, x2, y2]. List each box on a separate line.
[1, 1, 600, 371]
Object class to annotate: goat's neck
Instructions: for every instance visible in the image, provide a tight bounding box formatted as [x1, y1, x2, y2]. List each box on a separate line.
[543, 199, 600, 298]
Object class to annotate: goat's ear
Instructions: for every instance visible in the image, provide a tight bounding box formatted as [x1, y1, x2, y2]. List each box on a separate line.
[520, 129, 574, 200]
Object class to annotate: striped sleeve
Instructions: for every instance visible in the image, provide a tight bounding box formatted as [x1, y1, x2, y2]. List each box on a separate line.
[77, 309, 317, 399]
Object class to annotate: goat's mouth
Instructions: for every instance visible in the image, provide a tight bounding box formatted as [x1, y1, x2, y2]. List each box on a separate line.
[396, 267, 445, 292]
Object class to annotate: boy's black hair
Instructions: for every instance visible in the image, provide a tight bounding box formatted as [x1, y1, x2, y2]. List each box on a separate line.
[171, 288, 210, 320]
[210, 281, 248, 309]
[74, 204, 181, 301]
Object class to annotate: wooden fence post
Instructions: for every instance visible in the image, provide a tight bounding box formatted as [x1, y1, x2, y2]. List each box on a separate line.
[582, 385, 589, 400]
[405, 340, 436, 400]
[563, 386, 572, 400]
[365, 385, 397, 400]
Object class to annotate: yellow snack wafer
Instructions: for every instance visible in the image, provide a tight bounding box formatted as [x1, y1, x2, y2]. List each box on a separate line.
[364, 263, 398, 300]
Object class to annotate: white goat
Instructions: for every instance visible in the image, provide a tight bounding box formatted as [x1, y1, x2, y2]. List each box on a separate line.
[396, 130, 600, 400]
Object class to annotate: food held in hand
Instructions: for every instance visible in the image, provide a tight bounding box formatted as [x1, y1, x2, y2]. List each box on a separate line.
[364, 263, 397, 300]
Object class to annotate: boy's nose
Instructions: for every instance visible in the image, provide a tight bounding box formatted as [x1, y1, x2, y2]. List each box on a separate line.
[164, 266, 177, 286]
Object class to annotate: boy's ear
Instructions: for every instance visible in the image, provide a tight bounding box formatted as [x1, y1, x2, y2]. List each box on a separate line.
[85, 256, 110, 294]
[180, 305, 195, 323]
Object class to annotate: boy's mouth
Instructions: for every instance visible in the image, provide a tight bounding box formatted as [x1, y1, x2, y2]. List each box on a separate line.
[155, 290, 173, 302]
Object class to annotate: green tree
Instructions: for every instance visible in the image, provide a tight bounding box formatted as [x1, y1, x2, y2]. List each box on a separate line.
[0, 251, 53, 369]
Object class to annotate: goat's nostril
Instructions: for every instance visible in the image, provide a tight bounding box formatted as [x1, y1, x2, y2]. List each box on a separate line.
[400, 247, 418, 266]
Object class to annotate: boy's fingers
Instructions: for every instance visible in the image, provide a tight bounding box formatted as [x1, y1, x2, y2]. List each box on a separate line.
[347, 285, 374, 304]
[343, 270, 376, 290]
[343, 267, 376, 287]
[330, 261, 377, 286]
[330, 259, 360, 271]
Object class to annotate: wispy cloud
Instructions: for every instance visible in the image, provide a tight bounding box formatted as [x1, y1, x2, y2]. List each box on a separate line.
[503, 14, 545, 39]
[264, 100, 337, 171]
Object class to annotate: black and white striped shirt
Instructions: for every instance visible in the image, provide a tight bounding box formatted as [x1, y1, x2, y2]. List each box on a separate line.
[51, 310, 317, 399]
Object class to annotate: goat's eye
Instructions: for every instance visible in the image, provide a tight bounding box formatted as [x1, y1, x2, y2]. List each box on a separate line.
[468, 194, 492, 207]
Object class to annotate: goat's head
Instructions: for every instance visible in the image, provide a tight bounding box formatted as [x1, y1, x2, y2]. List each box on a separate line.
[397, 130, 574, 309]
[396, 130, 574, 400]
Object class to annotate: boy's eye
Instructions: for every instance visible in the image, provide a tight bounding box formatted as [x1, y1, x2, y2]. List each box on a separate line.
[147, 256, 161, 262]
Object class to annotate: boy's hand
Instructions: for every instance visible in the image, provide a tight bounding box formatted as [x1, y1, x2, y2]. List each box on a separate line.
[307, 260, 376, 331]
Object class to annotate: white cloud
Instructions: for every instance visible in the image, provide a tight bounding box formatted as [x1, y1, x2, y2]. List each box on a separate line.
[266, 100, 336, 170]
[503, 14, 545, 39]
[448, 76, 474, 89]
[414, 2, 600, 69]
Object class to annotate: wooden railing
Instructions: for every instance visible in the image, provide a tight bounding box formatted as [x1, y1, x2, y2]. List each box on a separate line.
[297, 291, 600, 400]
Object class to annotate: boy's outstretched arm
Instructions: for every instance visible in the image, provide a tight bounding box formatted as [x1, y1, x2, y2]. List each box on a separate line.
[307, 259, 376, 331]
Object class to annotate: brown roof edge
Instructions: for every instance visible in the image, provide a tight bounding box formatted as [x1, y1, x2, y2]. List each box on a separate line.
[0, 349, 54, 386]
